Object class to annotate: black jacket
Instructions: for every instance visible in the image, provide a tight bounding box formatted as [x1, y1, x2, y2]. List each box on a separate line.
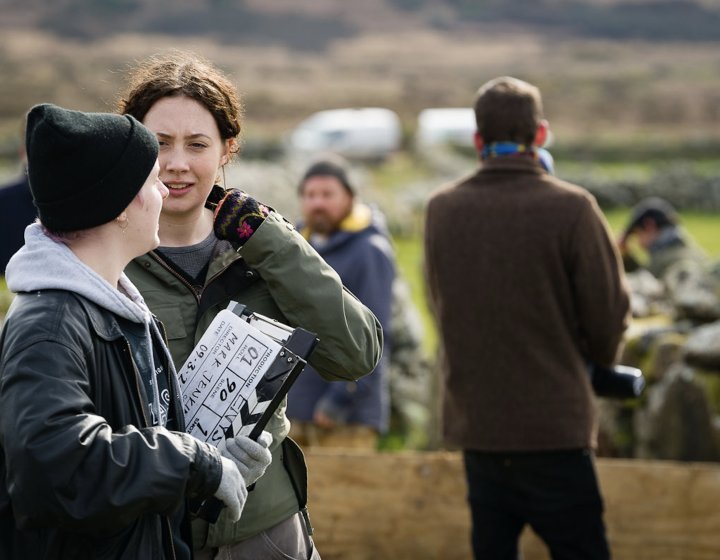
[0, 289, 222, 559]
[0, 173, 36, 275]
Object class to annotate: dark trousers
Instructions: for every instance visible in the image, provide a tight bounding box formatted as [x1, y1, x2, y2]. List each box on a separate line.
[463, 449, 611, 560]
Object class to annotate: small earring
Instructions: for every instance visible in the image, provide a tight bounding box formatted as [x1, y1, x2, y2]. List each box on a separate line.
[116, 215, 129, 233]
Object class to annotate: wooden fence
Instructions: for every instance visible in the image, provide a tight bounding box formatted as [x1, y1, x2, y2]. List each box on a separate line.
[303, 451, 720, 559]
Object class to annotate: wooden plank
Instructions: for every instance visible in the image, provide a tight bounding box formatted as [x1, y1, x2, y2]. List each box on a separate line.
[599, 459, 720, 560]
[305, 450, 471, 560]
[303, 451, 720, 560]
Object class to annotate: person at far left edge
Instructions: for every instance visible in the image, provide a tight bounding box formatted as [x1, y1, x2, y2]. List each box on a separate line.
[0, 103, 272, 560]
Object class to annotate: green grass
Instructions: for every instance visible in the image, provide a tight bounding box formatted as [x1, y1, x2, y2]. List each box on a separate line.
[0, 276, 12, 319]
[393, 236, 437, 356]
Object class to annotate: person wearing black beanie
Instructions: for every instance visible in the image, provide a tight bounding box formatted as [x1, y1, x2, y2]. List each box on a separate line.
[1, 104, 272, 560]
[25, 103, 160, 232]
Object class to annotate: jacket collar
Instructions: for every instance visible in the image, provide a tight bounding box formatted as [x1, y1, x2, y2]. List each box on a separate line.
[479, 156, 546, 175]
[8, 223, 151, 324]
[299, 203, 379, 246]
[73, 292, 129, 342]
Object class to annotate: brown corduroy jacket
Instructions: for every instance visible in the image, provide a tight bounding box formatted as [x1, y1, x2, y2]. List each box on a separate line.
[424, 157, 630, 452]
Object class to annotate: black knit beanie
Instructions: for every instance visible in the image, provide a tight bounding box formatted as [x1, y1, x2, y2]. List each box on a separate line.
[299, 155, 355, 196]
[25, 103, 159, 232]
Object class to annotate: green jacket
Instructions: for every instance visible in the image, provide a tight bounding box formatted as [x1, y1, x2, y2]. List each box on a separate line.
[125, 193, 382, 547]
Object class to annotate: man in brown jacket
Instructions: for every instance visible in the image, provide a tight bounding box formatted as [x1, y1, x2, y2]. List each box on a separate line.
[424, 77, 629, 560]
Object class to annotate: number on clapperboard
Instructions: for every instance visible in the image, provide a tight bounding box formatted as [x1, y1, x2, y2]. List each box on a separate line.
[195, 344, 208, 359]
[196, 420, 209, 438]
[241, 346, 259, 366]
[220, 378, 237, 402]
[210, 427, 223, 443]
[211, 415, 233, 443]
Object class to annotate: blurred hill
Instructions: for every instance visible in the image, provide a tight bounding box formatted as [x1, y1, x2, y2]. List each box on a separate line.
[4, 0, 720, 46]
[1, 0, 720, 160]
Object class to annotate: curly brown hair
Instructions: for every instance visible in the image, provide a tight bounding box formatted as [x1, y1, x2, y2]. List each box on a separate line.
[117, 51, 243, 155]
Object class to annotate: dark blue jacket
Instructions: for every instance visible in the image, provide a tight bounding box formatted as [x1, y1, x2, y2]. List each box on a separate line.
[287, 204, 395, 432]
[0, 172, 36, 275]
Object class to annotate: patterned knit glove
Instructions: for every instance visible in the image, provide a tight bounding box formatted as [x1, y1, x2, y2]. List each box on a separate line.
[213, 189, 271, 245]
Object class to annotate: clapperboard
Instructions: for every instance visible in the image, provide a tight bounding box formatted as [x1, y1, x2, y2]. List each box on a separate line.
[178, 301, 318, 445]
[178, 302, 318, 522]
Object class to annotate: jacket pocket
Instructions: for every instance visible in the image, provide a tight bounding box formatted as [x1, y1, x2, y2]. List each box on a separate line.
[152, 305, 188, 341]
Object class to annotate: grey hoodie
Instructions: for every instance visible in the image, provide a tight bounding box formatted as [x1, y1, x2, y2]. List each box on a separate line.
[6, 223, 173, 425]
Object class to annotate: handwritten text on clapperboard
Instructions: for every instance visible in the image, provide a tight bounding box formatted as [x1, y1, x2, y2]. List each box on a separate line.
[177, 311, 282, 446]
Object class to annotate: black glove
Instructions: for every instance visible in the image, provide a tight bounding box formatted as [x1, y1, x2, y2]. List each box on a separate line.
[213, 189, 271, 244]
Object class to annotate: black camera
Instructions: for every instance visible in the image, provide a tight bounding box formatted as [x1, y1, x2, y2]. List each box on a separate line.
[589, 364, 645, 399]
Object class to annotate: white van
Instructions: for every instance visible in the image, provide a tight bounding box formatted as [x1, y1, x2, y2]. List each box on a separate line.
[416, 107, 476, 150]
[287, 107, 402, 161]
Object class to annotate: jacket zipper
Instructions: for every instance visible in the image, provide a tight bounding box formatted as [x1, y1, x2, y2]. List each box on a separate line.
[121, 339, 151, 428]
[147, 253, 224, 560]
[149, 250, 239, 310]
[166, 517, 178, 560]
[149, 252, 202, 302]
[123, 331, 181, 560]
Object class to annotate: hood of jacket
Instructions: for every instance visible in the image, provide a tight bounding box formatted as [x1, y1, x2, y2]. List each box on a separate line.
[6, 223, 151, 325]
